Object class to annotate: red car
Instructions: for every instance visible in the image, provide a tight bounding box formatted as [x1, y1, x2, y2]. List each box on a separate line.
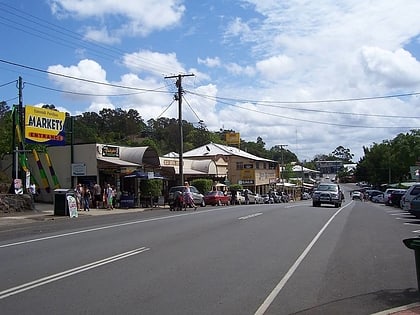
[203, 191, 230, 206]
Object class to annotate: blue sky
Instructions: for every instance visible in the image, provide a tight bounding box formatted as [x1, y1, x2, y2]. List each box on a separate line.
[1, 0, 420, 162]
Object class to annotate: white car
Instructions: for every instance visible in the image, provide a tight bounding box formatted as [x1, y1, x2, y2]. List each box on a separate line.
[401, 183, 420, 210]
[352, 191, 363, 200]
[371, 193, 385, 203]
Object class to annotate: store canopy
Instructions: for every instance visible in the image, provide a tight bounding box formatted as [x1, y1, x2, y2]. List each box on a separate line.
[97, 156, 140, 167]
[120, 147, 160, 167]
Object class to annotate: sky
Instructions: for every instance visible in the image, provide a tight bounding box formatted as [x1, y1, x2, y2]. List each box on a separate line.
[1, 0, 420, 163]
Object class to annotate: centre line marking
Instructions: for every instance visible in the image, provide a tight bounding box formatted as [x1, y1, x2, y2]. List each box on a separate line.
[254, 202, 351, 315]
[0, 247, 150, 300]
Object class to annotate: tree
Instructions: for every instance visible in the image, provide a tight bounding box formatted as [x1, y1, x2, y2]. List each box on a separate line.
[0, 102, 11, 159]
[331, 146, 354, 162]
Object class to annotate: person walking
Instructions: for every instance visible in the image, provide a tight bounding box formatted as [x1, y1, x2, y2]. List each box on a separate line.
[106, 184, 114, 210]
[82, 185, 91, 211]
[183, 181, 197, 210]
[244, 189, 249, 205]
[74, 183, 82, 211]
[93, 182, 102, 209]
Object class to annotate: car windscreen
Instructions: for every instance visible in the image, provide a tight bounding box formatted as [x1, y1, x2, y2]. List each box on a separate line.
[317, 185, 337, 191]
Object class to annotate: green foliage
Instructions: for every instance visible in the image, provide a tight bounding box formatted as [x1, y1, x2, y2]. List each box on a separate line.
[269, 145, 298, 164]
[229, 183, 243, 191]
[355, 130, 420, 185]
[190, 178, 213, 194]
[332, 146, 354, 162]
[140, 179, 163, 197]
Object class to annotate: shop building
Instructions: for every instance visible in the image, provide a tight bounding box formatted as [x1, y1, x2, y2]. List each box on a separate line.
[183, 143, 279, 195]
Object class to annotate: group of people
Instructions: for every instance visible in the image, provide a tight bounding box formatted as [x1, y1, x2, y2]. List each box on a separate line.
[170, 181, 197, 211]
[74, 182, 117, 211]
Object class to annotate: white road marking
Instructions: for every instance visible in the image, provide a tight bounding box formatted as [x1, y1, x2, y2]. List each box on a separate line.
[254, 202, 352, 315]
[238, 213, 263, 220]
[0, 208, 227, 249]
[0, 247, 150, 300]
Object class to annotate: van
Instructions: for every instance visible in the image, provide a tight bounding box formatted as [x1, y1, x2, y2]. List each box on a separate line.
[401, 183, 420, 210]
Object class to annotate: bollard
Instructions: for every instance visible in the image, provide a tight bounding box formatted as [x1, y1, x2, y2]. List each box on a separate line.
[403, 238, 420, 291]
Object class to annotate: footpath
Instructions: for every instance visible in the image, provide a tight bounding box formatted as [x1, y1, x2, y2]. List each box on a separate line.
[0, 201, 165, 227]
[1, 202, 420, 314]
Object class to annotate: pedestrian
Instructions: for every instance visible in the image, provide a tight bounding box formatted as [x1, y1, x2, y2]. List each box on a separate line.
[106, 184, 114, 210]
[82, 185, 91, 211]
[28, 183, 37, 209]
[183, 181, 196, 210]
[74, 183, 82, 211]
[244, 189, 249, 204]
[93, 182, 102, 208]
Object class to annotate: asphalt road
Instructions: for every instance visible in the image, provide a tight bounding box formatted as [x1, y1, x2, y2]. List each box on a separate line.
[0, 184, 419, 314]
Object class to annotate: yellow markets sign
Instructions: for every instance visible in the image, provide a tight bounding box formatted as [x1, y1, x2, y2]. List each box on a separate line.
[25, 106, 66, 145]
[226, 132, 240, 145]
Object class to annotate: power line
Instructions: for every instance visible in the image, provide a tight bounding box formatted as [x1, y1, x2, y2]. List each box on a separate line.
[0, 2, 179, 76]
[188, 89, 420, 105]
[0, 59, 173, 95]
[25, 81, 171, 97]
[187, 90, 420, 120]
[0, 79, 18, 88]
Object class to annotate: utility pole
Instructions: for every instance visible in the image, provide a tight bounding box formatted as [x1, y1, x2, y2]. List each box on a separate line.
[164, 73, 194, 185]
[278, 144, 288, 185]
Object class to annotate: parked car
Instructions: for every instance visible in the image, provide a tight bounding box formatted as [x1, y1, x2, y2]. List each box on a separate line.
[312, 183, 344, 207]
[409, 194, 420, 217]
[262, 194, 274, 204]
[386, 189, 406, 207]
[383, 188, 398, 205]
[371, 193, 385, 203]
[351, 191, 363, 200]
[301, 192, 311, 200]
[365, 189, 383, 201]
[401, 183, 420, 211]
[228, 190, 245, 205]
[203, 191, 230, 206]
[168, 185, 205, 207]
[252, 193, 264, 204]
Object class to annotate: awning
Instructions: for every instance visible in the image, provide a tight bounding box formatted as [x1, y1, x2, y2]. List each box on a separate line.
[97, 157, 140, 167]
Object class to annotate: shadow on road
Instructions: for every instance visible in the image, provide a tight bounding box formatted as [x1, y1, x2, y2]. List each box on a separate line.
[290, 288, 420, 315]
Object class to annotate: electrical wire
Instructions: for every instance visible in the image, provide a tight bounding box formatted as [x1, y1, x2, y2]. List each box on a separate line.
[182, 94, 203, 123]
[0, 59, 173, 95]
[187, 90, 420, 119]
[25, 81, 171, 97]
[0, 2, 179, 76]
[0, 79, 17, 88]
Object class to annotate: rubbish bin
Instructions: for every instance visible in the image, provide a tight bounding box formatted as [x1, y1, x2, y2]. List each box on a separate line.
[403, 238, 420, 291]
[54, 189, 74, 216]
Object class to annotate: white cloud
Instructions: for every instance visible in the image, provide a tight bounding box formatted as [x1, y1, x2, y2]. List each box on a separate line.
[49, 0, 185, 40]
[256, 55, 295, 81]
[197, 57, 221, 68]
[360, 47, 420, 88]
[122, 50, 185, 76]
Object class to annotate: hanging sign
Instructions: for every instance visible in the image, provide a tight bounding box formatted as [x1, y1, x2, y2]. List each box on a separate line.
[24, 105, 66, 145]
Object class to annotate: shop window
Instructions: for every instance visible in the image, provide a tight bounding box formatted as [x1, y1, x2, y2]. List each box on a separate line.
[236, 162, 243, 170]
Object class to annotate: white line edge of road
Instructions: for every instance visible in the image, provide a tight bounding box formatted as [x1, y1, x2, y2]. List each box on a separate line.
[254, 202, 352, 315]
[0, 208, 226, 249]
[0, 247, 150, 300]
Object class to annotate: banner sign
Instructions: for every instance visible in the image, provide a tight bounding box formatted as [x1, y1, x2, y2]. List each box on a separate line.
[25, 105, 66, 145]
[226, 132, 240, 145]
[102, 145, 119, 157]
